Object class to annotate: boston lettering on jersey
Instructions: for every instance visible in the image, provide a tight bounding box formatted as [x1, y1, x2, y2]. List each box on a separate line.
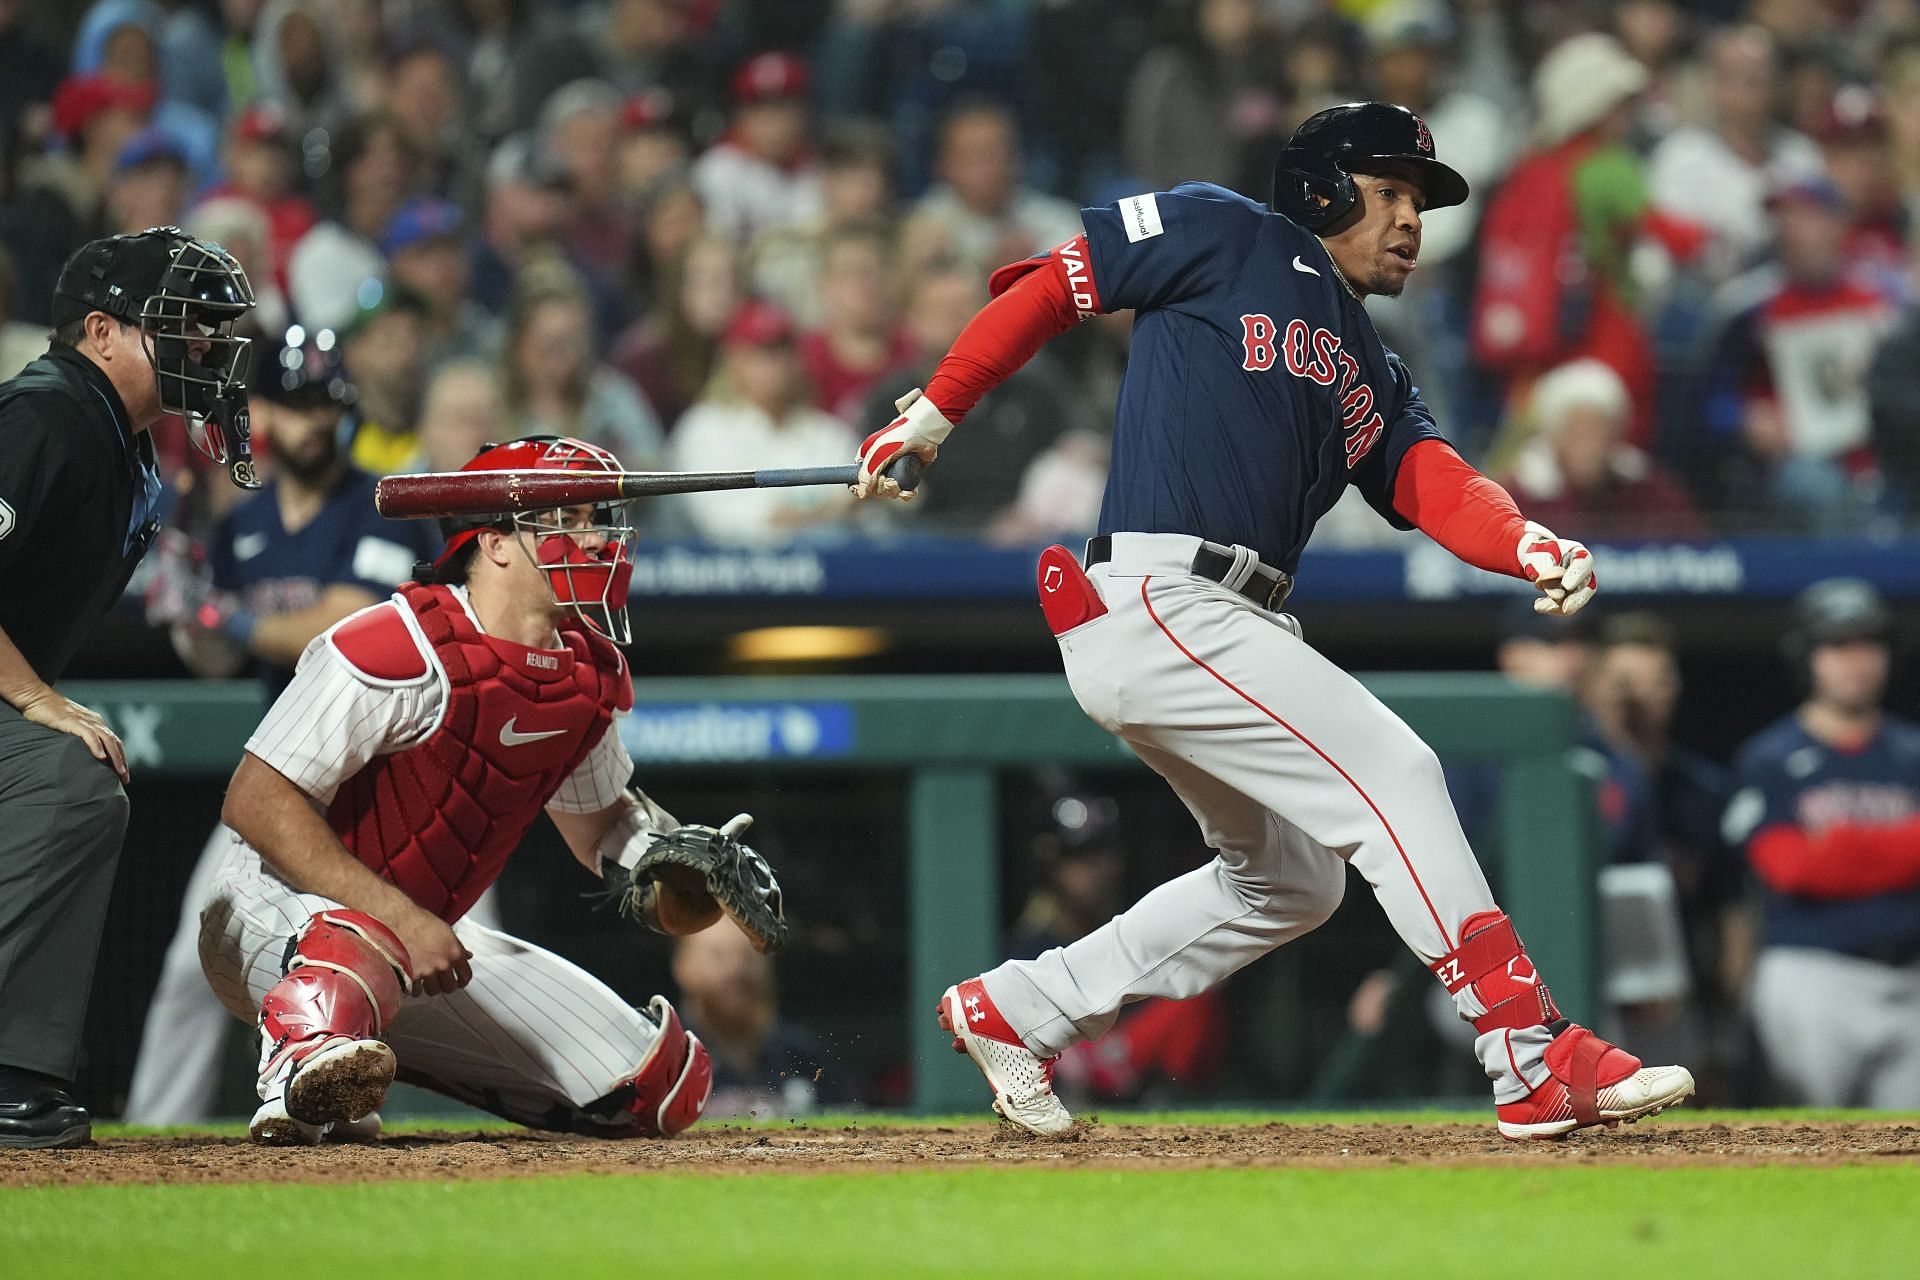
[1078, 182, 1442, 572]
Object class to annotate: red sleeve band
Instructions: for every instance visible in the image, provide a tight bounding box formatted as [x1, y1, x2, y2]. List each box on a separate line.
[1748, 817, 1920, 900]
[924, 237, 1098, 423]
[1391, 438, 1530, 578]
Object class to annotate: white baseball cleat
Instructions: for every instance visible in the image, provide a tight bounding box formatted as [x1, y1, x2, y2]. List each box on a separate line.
[937, 978, 1074, 1136]
[283, 1037, 396, 1129]
[1496, 1023, 1696, 1140]
[248, 1093, 384, 1146]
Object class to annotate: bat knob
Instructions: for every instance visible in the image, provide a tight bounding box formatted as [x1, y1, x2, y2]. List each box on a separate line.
[883, 453, 925, 494]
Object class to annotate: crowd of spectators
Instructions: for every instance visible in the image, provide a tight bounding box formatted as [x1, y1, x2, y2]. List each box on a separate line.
[8, 0, 1920, 551]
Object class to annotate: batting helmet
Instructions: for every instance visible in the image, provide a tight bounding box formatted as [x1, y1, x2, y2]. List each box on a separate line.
[1270, 102, 1469, 233]
[424, 436, 639, 644]
[1782, 577, 1893, 671]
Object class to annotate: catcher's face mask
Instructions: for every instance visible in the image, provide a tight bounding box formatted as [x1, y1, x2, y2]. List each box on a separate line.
[513, 502, 638, 645]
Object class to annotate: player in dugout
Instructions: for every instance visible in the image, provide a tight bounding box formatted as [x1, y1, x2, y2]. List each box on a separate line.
[197, 436, 787, 1143]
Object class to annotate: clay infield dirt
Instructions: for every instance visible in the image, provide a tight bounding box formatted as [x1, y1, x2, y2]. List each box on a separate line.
[7, 1119, 1919, 1187]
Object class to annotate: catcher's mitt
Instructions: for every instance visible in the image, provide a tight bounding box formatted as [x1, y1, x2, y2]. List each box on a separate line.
[604, 814, 789, 953]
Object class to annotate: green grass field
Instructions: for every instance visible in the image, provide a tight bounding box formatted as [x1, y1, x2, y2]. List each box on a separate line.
[7, 1111, 1916, 1280]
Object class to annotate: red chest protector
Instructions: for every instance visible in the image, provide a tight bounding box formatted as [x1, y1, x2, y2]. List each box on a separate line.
[325, 583, 632, 922]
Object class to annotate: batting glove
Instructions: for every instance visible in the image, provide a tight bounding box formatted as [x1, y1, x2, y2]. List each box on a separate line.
[141, 529, 214, 628]
[853, 388, 953, 501]
[1516, 520, 1598, 617]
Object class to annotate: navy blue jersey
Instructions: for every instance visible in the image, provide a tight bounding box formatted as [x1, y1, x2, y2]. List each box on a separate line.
[1080, 182, 1443, 571]
[209, 468, 441, 693]
[1723, 714, 1920, 960]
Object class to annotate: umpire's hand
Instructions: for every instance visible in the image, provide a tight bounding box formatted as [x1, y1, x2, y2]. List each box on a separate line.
[17, 686, 128, 782]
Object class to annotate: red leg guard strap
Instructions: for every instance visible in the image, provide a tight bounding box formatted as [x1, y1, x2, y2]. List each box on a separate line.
[1559, 1026, 1608, 1127]
[1430, 911, 1561, 1035]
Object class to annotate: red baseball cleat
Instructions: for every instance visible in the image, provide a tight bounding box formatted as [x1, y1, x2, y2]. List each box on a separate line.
[1497, 1023, 1695, 1139]
[937, 978, 1074, 1136]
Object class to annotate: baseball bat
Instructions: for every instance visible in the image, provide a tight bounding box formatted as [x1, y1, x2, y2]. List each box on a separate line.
[374, 454, 924, 519]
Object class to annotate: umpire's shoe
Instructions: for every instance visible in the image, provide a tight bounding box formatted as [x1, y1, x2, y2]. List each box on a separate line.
[0, 1065, 91, 1149]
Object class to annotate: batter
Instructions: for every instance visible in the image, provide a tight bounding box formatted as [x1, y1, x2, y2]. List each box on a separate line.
[853, 103, 1695, 1138]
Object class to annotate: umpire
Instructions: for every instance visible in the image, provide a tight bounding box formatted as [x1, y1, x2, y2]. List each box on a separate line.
[0, 227, 255, 1148]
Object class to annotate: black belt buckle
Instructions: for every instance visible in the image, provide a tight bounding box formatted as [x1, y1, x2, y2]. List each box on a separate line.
[1258, 571, 1292, 612]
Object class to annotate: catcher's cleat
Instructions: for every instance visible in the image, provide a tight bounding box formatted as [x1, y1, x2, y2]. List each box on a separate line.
[937, 979, 1073, 1136]
[283, 1036, 396, 1128]
[1496, 1023, 1695, 1140]
[249, 1093, 384, 1146]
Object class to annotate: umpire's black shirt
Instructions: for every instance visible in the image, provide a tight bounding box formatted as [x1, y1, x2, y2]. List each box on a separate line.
[0, 344, 161, 682]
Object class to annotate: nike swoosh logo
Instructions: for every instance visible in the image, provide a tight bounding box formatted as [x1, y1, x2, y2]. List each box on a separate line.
[1292, 256, 1320, 277]
[500, 717, 568, 747]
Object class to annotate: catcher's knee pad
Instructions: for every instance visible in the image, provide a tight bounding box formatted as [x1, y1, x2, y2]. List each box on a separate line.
[595, 995, 713, 1138]
[1430, 911, 1561, 1035]
[259, 911, 415, 1078]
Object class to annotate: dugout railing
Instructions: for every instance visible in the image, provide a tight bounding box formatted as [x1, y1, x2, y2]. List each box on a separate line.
[67, 674, 1596, 1113]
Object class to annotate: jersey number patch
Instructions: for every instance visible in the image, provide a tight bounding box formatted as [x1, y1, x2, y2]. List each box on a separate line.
[1239, 316, 1388, 469]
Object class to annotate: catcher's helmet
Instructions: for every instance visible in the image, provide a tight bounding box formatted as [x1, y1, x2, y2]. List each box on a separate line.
[425, 436, 639, 644]
[1270, 102, 1469, 232]
[1782, 578, 1893, 670]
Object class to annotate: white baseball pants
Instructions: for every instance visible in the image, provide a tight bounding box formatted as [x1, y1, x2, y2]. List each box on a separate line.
[980, 534, 1545, 1100]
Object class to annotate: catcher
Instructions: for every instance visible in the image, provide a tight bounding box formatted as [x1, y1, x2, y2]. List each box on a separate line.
[199, 436, 787, 1145]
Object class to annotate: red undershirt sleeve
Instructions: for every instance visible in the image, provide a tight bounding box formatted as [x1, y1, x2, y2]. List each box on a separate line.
[922, 237, 1097, 422]
[1390, 438, 1531, 579]
[1748, 817, 1920, 900]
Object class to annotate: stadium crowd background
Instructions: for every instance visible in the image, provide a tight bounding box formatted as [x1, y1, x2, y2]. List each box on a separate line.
[4, 0, 1919, 1119]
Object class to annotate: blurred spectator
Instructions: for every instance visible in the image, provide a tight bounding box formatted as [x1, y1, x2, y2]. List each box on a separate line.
[1812, 86, 1905, 296]
[1612, 0, 1693, 141]
[1500, 358, 1706, 540]
[691, 51, 823, 244]
[401, 0, 530, 141]
[251, 0, 348, 135]
[797, 222, 911, 423]
[1884, 40, 1920, 223]
[71, 0, 221, 184]
[611, 230, 742, 428]
[1283, 12, 1363, 120]
[1649, 26, 1824, 284]
[217, 0, 266, 110]
[502, 263, 664, 466]
[288, 113, 419, 331]
[341, 285, 432, 475]
[857, 265, 1094, 539]
[1724, 580, 1920, 1107]
[104, 127, 190, 236]
[1123, 0, 1288, 196]
[409, 359, 507, 474]
[196, 105, 318, 291]
[749, 120, 898, 328]
[383, 197, 501, 365]
[470, 134, 570, 317]
[512, 0, 718, 138]
[186, 195, 290, 340]
[669, 300, 855, 546]
[899, 98, 1081, 281]
[1026, 0, 1159, 197]
[1471, 33, 1685, 445]
[156, 0, 228, 121]
[4, 74, 157, 322]
[0, 0, 62, 153]
[1868, 237, 1920, 510]
[672, 921, 847, 1119]
[381, 38, 481, 208]
[614, 88, 693, 210]
[625, 173, 705, 324]
[540, 78, 634, 281]
[1698, 174, 1895, 531]
[1007, 789, 1225, 1106]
